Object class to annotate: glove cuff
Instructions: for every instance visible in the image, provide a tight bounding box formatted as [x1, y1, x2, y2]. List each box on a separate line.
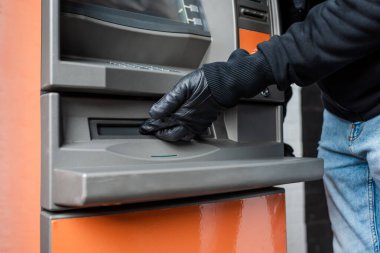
[202, 49, 275, 107]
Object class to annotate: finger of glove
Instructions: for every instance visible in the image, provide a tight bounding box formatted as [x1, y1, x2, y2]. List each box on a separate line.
[139, 118, 179, 135]
[227, 49, 249, 62]
[155, 125, 192, 142]
[149, 83, 188, 119]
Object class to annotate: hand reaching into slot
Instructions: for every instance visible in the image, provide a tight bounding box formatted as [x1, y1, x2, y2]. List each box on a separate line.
[140, 49, 274, 141]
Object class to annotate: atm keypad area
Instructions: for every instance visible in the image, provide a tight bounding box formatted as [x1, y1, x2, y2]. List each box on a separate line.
[41, 0, 323, 252]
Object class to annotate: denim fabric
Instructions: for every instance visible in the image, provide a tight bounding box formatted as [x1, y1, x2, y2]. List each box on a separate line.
[318, 110, 380, 253]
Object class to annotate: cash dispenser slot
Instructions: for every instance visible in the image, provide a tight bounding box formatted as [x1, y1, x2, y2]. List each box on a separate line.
[89, 119, 215, 139]
[90, 119, 145, 139]
[41, 93, 323, 210]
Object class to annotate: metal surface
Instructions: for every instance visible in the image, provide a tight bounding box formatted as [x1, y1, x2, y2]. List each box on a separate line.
[41, 189, 287, 253]
[41, 0, 284, 102]
[41, 0, 232, 95]
[42, 93, 293, 210]
[269, 0, 282, 36]
[41, 93, 323, 210]
[42, 187, 284, 219]
[224, 104, 283, 142]
[61, 13, 211, 69]
[41, 0, 189, 95]
[53, 157, 322, 207]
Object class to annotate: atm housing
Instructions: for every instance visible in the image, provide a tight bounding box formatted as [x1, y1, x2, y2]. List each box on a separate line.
[41, 0, 323, 211]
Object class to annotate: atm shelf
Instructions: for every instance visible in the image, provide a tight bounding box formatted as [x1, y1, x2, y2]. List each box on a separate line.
[42, 93, 321, 211]
[53, 157, 323, 208]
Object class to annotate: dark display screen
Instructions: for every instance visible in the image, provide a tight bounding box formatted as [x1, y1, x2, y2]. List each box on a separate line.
[65, 0, 206, 28]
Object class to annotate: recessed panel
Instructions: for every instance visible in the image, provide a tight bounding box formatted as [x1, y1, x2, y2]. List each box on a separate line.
[43, 191, 287, 253]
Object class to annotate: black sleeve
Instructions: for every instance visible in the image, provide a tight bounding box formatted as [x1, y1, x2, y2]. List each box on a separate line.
[258, 0, 380, 90]
[203, 50, 274, 107]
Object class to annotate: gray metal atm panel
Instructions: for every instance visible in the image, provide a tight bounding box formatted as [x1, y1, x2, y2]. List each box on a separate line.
[41, 0, 227, 94]
[41, 93, 323, 210]
[54, 158, 322, 207]
[41, 0, 284, 102]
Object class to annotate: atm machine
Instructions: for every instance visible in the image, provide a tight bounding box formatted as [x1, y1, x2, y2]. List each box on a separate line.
[39, 0, 323, 252]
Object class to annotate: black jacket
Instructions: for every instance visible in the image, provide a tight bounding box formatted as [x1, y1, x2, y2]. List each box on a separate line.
[259, 0, 380, 121]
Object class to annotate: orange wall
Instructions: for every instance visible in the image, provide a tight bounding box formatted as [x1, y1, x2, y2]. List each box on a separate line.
[51, 194, 286, 253]
[0, 1, 41, 253]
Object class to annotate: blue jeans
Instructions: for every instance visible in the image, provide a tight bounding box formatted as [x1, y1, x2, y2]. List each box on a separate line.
[318, 110, 380, 252]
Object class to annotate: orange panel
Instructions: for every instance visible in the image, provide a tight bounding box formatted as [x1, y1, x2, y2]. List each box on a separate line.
[239, 29, 270, 54]
[0, 1, 41, 253]
[51, 194, 286, 253]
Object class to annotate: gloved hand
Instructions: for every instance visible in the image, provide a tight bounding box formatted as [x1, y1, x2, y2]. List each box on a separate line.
[140, 49, 275, 141]
[139, 69, 224, 141]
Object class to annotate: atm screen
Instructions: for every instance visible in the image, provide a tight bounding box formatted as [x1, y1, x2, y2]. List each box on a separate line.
[68, 0, 197, 24]
[62, 0, 209, 36]
[60, 0, 211, 68]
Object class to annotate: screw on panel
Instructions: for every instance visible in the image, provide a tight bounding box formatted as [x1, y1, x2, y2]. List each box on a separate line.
[261, 88, 270, 97]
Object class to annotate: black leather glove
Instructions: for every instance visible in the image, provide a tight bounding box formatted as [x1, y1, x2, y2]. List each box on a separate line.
[140, 70, 224, 141]
[140, 49, 275, 142]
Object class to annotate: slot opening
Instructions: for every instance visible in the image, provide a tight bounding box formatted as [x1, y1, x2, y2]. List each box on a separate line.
[240, 7, 268, 22]
[89, 119, 146, 139]
[89, 118, 215, 140]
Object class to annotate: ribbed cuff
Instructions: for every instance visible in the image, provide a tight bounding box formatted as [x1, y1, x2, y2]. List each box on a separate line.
[202, 49, 275, 107]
